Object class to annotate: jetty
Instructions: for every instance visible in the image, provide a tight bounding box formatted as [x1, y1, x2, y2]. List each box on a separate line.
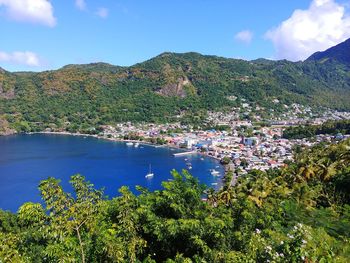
[173, 151, 197, 157]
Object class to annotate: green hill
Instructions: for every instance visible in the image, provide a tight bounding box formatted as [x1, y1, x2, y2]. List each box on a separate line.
[1, 44, 350, 131]
[307, 38, 350, 67]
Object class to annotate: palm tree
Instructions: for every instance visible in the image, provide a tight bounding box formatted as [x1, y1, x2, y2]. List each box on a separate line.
[217, 171, 235, 206]
[206, 188, 218, 207]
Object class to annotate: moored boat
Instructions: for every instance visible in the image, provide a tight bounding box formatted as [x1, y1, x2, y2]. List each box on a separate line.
[210, 169, 220, 176]
[145, 164, 154, 178]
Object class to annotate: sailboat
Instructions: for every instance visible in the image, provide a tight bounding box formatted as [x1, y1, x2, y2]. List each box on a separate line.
[210, 169, 220, 176]
[145, 164, 154, 178]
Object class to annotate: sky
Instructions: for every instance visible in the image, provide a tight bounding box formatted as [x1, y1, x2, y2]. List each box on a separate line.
[0, 0, 350, 71]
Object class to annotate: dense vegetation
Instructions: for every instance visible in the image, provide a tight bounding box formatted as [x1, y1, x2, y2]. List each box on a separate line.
[1, 44, 350, 133]
[283, 120, 350, 139]
[1, 139, 349, 262]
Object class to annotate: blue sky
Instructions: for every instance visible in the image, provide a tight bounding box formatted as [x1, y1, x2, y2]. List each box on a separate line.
[0, 0, 350, 71]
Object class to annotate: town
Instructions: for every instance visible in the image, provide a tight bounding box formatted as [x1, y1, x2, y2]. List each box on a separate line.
[97, 104, 350, 178]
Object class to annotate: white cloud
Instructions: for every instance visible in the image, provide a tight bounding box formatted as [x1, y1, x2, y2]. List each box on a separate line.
[96, 7, 108, 18]
[235, 30, 253, 44]
[0, 51, 42, 67]
[75, 0, 86, 11]
[266, 0, 350, 61]
[0, 0, 56, 27]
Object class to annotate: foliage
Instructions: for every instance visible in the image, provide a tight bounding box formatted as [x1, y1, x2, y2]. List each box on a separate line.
[283, 120, 350, 139]
[1, 52, 350, 133]
[220, 156, 231, 165]
[1, 140, 350, 261]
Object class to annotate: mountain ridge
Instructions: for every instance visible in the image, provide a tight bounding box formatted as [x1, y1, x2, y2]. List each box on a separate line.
[306, 38, 350, 66]
[1, 38, 349, 74]
[0, 40, 349, 131]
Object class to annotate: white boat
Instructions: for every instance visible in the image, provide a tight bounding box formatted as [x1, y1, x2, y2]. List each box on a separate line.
[145, 164, 154, 178]
[134, 143, 140, 148]
[211, 182, 218, 186]
[126, 142, 133, 146]
[210, 169, 220, 176]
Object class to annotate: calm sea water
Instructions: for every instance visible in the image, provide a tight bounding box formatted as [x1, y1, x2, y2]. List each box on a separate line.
[0, 134, 223, 212]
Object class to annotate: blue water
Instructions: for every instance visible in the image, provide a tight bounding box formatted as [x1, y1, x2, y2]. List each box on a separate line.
[0, 134, 223, 212]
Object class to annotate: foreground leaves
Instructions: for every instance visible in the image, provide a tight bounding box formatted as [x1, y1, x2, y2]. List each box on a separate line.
[0, 140, 350, 262]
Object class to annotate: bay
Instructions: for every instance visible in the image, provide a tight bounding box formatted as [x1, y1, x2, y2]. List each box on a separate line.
[0, 134, 223, 212]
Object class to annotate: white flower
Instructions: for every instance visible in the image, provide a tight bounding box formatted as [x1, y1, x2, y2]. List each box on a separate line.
[302, 239, 307, 244]
[279, 253, 284, 257]
[266, 245, 272, 251]
[287, 234, 294, 239]
[280, 241, 284, 245]
[255, 228, 261, 234]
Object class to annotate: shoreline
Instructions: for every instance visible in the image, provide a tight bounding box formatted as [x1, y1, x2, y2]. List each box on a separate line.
[27, 131, 226, 189]
[26, 131, 223, 162]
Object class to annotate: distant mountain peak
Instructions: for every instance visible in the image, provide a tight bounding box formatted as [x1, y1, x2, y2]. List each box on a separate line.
[306, 38, 350, 66]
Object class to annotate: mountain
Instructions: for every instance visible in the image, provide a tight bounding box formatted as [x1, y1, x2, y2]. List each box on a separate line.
[0, 45, 350, 132]
[61, 62, 124, 73]
[306, 38, 350, 67]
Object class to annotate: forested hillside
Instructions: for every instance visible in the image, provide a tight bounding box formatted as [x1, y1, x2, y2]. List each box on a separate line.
[307, 38, 350, 67]
[0, 139, 349, 262]
[283, 120, 350, 139]
[0, 42, 350, 132]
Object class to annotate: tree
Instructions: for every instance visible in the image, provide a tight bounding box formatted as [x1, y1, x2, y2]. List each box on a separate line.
[37, 175, 103, 262]
[1, 139, 350, 262]
[220, 156, 231, 165]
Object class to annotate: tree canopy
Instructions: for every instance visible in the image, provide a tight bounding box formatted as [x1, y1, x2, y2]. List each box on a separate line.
[1, 139, 350, 262]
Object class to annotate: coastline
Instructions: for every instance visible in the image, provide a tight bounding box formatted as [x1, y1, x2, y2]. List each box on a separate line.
[26, 131, 226, 189]
[26, 131, 222, 162]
